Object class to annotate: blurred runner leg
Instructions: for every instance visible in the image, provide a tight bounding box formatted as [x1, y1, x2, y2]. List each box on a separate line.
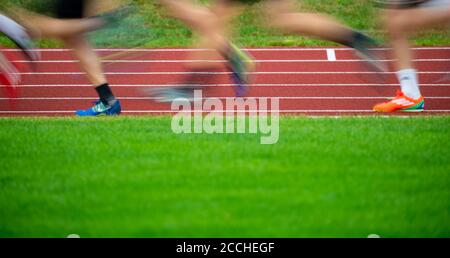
[374, 0, 450, 112]
[11, 0, 122, 116]
[0, 12, 38, 98]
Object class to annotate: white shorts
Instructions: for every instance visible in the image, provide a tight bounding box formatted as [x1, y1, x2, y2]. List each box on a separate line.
[376, 0, 450, 8]
[421, 0, 450, 8]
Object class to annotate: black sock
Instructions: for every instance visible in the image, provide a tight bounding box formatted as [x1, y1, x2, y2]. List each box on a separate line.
[338, 31, 373, 49]
[95, 83, 116, 106]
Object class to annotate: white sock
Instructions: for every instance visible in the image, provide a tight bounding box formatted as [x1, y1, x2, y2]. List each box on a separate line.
[397, 69, 421, 99]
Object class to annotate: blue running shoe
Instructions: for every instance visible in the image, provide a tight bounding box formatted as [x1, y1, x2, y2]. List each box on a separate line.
[76, 100, 121, 116]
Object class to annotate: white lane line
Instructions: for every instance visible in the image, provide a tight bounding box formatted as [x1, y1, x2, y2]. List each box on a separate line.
[3, 83, 450, 87]
[11, 59, 450, 63]
[1, 97, 449, 100]
[326, 49, 337, 61]
[3, 47, 450, 52]
[15, 71, 450, 75]
[1, 110, 449, 114]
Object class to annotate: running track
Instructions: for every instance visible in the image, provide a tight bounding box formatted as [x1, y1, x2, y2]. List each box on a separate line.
[1, 47, 450, 116]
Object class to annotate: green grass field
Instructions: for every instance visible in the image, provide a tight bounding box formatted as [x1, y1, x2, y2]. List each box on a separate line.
[0, 116, 449, 238]
[1, 0, 450, 47]
[1, 0, 449, 239]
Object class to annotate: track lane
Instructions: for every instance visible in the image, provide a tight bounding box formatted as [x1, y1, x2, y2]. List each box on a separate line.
[1, 47, 449, 116]
[3, 85, 450, 98]
[11, 60, 450, 73]
[12, 73, 446, 85]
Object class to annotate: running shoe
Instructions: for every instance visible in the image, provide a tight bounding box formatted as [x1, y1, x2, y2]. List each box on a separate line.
[373, 90, 425, 112]
[76, 100, 122, 116]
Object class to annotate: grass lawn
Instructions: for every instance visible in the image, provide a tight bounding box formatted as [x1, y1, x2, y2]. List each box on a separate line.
[1, 0, 450, 47]
[0, 116, 449, 238]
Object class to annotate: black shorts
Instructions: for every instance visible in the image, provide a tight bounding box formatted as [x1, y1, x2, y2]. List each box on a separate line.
[55, 0, 86, 19]
[375, 0, 430, 9]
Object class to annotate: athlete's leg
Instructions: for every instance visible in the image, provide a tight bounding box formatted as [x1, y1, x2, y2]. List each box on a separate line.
[208, 1, 245, 54]
[261, 0, 379, 52]
[209, 1, 256, 96]
[160, 0, 216, 31]
[385, 3, 450, 70]
[160, 0, 237, 68]
[262, 0, 356, 44]
[189, 0, 244, 73]
[12, 0, 121, 115]
[8, 7, 104, 40]
[63, 35, 108, 87]
[259, 0, 385, 74]
[374, 1, 450, 112]
[157, 0, 253, 99]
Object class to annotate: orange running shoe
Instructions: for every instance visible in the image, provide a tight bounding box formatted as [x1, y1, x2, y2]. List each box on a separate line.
[373, 90, 424, 112]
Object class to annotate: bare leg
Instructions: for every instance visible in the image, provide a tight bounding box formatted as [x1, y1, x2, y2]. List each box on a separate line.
[63, 35, 119, 114]
[8, 0, 125, 38]
[11, 8, 104, 39]
[190, 1, 243, 69]
[161, 0, 242, 68]
[384, 6, 450, 70]
[387, 5, 450, 97]
[208, 1, 243, 52]
[63, 35, 107, 86]
[260, 0, 388, 78]
[373, 4, 450, 110]
[262, 0, 354, 44]
[156, 0, 251, 98]
[160, 0, 215, 30]
[5, 1, 120, 115]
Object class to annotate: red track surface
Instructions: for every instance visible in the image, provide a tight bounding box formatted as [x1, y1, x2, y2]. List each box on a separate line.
[1, 47, 449, 116]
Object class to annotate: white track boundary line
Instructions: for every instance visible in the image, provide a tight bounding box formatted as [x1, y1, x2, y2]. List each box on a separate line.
[3, 47, 450, 52]
[1, 96, 449, 100]
[3, 83, 450, 87]
[11, 59, 450, 63]
[1, 110, 449, 114]
[326, 49, 337, 61]
[16, 71, 450, 75]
